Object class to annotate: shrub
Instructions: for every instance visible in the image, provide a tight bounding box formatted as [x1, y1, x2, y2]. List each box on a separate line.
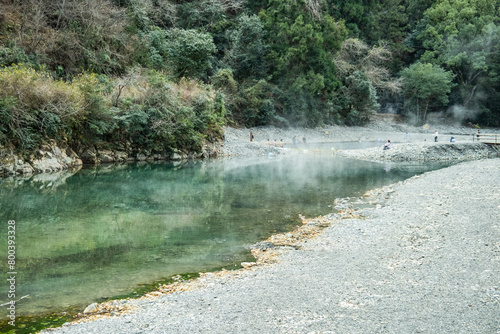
[0, 65, 84, 149]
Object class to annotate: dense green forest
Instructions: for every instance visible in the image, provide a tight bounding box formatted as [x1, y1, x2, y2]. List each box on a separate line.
[1, 0, 499, 155]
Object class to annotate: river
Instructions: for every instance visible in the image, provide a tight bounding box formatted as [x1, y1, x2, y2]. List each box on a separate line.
[0, 148, 446, 321]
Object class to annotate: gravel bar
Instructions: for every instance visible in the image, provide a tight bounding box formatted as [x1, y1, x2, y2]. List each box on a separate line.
[46, 158, 500, 334]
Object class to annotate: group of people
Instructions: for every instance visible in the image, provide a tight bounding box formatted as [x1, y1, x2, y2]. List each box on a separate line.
[258, 135, 307, 147]
[266, 139, 284, 147]
[255, 129, 459, 153]
[292, 135, 307, 144]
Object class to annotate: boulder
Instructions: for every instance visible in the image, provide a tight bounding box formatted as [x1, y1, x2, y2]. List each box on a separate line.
[31, 157, 63, 173]
[83, 303, 99, 314]
[114, 151, 128, 162]
[136, 153, 147, 161]
[72, 159, 83, 167]
[99, 150, 115, 163]
[14, 163, 34, 175]
[171, 153, 182, 160]
[80, 147, 98, 164]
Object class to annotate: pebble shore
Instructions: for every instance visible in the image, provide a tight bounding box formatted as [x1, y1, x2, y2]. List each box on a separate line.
[43, 120, 500, 334]
[221, 118, 499, 160]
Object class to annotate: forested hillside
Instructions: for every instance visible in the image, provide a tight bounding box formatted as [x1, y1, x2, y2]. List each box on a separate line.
[1, 0, 499, 155]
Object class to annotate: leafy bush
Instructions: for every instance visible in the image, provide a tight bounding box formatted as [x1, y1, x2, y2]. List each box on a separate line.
[0, 65, 84, 150]
[110, 70, 225, 153]
[0, 65, 225, 155]
[165, 28, 217, 79]
[144, 27, 217, 80]
[235, 80, 275, 127]
[0, 46, 33, 68]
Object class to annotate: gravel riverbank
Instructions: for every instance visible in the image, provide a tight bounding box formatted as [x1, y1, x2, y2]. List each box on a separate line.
[221, 117, 499, 161]
[45, 155, 500, 332]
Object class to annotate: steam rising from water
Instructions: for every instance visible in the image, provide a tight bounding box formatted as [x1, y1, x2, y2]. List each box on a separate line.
[0, 155, 444, 318]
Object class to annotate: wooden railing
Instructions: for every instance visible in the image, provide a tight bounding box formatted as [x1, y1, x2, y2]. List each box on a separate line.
[472, 134, 500, 144]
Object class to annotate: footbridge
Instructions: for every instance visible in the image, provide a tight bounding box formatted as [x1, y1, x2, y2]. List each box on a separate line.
[472, 134, 500, 145]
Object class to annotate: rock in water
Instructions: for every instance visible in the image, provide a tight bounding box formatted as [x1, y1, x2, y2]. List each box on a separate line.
[83, 303, 98, 314]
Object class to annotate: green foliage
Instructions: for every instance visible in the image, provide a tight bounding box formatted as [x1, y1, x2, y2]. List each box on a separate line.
[280, 88, 324, 126]
[70, 73, 116, 146]
[416, 0, 500, 111]
[259, 0, 347, 97]
[328, 0, 409, 46]
[0, 65, 225, 154]
[212, 68, 238, 94]
[235, 80, 275, 127]
[166, 28, 217, 79]
[110, 70, 225, 153]
[0, 46, 33, 67]
[224, 14, 268, 80]
[327, 0, 375, 38]
[342, 71, 379, 125]
[401, 62, 456, 123]
[479, 41, 500, 125]
[2, 0, 500, 152]
[144, 27, 216, 79]
[0, 65, 84, 149]
[176, 0, 227, 29]
[334, 38, 400, 124]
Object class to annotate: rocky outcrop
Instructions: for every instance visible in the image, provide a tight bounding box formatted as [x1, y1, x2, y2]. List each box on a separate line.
[30, 143, 82, 173]
[0, 138, 224, 177]
[1, 142, 82, 176]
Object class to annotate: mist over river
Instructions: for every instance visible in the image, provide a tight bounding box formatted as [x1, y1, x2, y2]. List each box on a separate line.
[0, 150, 446, 319]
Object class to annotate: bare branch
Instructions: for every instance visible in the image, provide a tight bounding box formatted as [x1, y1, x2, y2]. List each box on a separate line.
[304, 0, 322, 20]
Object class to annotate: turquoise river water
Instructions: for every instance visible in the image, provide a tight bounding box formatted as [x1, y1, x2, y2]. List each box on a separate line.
[0, 149, 446, 320]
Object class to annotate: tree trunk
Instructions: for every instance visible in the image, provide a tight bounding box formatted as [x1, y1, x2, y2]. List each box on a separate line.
[422, 99, 430, 123]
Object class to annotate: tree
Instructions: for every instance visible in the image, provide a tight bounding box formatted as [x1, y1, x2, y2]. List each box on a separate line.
[259, 0, 347, 97]
[342, 70, 379, 125]
[224, 14, 268, 80]
[404, 0, 435, 30]
[335, 39, 401, 94]
[146, 27, 216, 79]
[166, 28, 217, 79]
[326, 0, 377, 39]
[401, 62, 455, 123]
[334, 39, 401, 123]
[416, 0, 500, 110]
